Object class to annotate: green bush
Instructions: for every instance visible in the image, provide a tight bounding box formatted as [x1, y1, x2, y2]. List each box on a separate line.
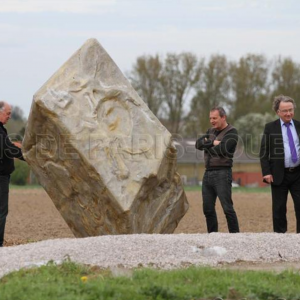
[10, 160, 30, 185]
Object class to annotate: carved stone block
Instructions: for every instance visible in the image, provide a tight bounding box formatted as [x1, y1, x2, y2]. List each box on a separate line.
[23, 39, 188, 237]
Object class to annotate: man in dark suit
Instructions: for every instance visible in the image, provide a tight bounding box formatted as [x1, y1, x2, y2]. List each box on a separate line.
[260, 95, 300, 233]
[0, 101, 25, 247]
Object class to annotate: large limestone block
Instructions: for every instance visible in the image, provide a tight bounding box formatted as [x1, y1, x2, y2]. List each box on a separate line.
[23, 38, 188, 237]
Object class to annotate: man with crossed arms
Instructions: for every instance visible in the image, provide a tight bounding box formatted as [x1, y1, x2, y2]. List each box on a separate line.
[260, 95, 300, 233]
[196, 106, 239, 233]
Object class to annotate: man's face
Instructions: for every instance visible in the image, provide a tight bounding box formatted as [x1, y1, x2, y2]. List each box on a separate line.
[209, 110, 226, 130]
[277, 101, 294, 123]
[0, 104, 12, 124]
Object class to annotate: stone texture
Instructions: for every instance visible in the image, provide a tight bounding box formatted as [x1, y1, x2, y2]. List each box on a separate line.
[23, 38, 188, 237]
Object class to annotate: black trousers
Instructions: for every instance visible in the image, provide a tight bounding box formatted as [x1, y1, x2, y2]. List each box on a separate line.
[0, 175, 10, 246]
[202, 169, 239, 233]
[271, 169, 300, 233]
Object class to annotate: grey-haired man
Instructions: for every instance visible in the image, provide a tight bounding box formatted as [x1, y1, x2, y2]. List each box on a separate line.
[260, 95, 300, 233]
[0, 101, 25, 247]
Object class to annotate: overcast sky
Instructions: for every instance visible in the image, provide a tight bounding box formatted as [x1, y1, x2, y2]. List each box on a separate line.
[1, 0, 299, 117]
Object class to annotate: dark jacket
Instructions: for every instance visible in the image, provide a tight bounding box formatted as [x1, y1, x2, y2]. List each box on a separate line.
[260, 118, 300, 186]
[195, 125, 238, 169]
[0, 122, 25, 175]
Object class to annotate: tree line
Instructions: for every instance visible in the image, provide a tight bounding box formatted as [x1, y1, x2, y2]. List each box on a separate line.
[7, 53, 300, 161]
[128, 53, 300, 139]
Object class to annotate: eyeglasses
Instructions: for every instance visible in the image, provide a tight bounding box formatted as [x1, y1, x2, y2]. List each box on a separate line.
[278, 108, 294, 114]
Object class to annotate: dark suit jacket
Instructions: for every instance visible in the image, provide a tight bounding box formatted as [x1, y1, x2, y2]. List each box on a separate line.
[0, 122, 24, 175]
[260, 118, 300, 186]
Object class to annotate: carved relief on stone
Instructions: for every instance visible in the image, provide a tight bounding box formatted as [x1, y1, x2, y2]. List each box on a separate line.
[23, 38, 188, 236]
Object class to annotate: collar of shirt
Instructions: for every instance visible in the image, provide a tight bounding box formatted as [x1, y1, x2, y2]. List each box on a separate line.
[280, 118, 295, 127]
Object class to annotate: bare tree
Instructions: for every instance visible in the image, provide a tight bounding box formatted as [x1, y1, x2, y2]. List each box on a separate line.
[160, 52, 201, 134]
[230, 54, 270, 120]
[271, 57, 300, 119]
[129, 54, 163, 117]
[185, 55, 229, 136]
[128, 52, 300, 137]
[5, 106, 26, 137]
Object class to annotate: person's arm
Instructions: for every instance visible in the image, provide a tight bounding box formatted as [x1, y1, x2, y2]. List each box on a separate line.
[206, 128, 238, 157]
[259, 124, 273, 183]
[195, 130, 214, 150]
[0, 132, 25, 161]
[10, 140, 25, 161]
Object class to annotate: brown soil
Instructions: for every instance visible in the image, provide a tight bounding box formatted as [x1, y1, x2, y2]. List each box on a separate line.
[4, 189, 297, 247]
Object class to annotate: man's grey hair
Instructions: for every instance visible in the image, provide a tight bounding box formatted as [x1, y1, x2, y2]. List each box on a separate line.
[273, 95, 296, 112]
[0, 101, 5, 111]
[210, 106, 226, 117]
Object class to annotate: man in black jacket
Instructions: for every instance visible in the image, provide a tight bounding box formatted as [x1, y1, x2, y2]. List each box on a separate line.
[0, 101, 25, 247]
[260, 95, 300, 233]
[195, 106, 239, 233]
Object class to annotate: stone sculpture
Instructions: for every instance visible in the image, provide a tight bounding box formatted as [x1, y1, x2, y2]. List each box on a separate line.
[23, 38, 189, 237]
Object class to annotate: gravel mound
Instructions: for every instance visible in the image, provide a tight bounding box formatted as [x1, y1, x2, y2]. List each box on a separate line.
[1, 233, 300, 278]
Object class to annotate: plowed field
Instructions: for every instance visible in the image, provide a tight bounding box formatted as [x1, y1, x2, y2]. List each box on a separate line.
[4, 189, 297, 246]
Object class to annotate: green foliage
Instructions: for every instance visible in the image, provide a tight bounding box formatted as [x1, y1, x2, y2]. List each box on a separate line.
[5, 106, 26, 137]
[140, 285, 182, 300]
[1, 262, 300, 300]
[11, 106, 25, 122]
[10, 160, 30, 186]
[235, 112, 275, 157]
[9, 184, 41, 189]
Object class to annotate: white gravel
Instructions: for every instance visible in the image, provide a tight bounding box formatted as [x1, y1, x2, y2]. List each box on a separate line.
[1, 233, 300, 278]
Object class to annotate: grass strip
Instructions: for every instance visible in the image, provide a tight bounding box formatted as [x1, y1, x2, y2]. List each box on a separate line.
[1, 261, 300, 300]
[184, 186, 271, 193]
[9, 184, 42, 190]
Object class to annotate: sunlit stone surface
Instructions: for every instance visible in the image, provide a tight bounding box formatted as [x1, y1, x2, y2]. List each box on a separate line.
[23, 38, 188, 237]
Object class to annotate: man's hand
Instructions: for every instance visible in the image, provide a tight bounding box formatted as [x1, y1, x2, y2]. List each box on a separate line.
[213, 140, 221, 146]
[263, 175, 273, 184]
[13, 141, 22, 148]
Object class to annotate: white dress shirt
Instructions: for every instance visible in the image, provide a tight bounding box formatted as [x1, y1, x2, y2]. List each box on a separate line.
[280, 118, 300, 168]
